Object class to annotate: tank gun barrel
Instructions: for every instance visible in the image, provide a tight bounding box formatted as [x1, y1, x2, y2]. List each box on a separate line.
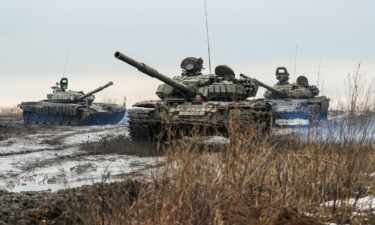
[114, 51, 195, 96]
[77, 81, 113, 101]
[240, 74, 287, 98]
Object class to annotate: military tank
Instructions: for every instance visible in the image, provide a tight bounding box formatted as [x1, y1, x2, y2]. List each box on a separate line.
[19, 78, 126, 125]
[241, 67, 329, 121]
[114, 51, 272, 141]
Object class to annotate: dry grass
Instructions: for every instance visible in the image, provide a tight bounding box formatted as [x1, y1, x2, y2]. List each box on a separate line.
[0, 106, 21, 116]
[39, 115, 373, 225]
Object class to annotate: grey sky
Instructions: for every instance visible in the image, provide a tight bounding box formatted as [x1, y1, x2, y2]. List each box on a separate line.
[1, 0, 374, 107]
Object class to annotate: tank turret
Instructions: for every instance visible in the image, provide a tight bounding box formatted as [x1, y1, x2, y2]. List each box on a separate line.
[47, 81, 113, 104]
[115, 52, 196, 96]
[76, 81, 113, 102]
[260, 67, 321, 99]
[115, 51, 260, 102]
[255, 66, 330, 120]
[240, 74, 287, 98]
[114, 50, 273, 141]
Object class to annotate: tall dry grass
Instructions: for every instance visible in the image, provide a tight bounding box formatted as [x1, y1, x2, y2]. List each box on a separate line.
[0, 106, 21, 115]
[56, 115, 374, 225]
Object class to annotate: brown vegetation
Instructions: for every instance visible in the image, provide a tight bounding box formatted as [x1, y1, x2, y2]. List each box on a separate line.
[0, 106, 21, 116]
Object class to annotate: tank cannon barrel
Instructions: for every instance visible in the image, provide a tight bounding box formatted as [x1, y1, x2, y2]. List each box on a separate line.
[240, 74, 287, 98]
[114, 51, 195, 96]
[77, 81, 113, 101]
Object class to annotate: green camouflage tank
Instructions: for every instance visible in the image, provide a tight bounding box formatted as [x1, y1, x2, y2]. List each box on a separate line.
[115, 52, 272, 141]
[19, 78, 126, 125]
[242, 67, 329, 120]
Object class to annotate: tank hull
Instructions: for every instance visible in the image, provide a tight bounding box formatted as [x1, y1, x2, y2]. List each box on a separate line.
[267, 96, 330, 120]
[19, 101, 126, 126]
[128, 99, 273, 141]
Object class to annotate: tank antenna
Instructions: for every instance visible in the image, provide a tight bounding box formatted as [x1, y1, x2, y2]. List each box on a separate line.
[317, 56, 322, 89]
[204, 0, 212, 74]
[63, 46, 72, 76]
[293, 45, 298, 82]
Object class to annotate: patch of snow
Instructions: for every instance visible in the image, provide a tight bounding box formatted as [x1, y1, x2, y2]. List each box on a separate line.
[0, 125, 128, 155]
[0, 148, 79, 174]
[2, 154, 162, 192]
[273, 114, 375, 142]
[0, 123, 159, 193]
[324, 196, 375, 212]
[276, 118, 309, 126]
[201, 136, 230, 145]
[0, 137, 55, 155]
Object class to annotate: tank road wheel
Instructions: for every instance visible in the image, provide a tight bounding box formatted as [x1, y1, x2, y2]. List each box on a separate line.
[67, 116, 73, 125]
[128, 108, 159, 142]
[60, 116, 69, 126]
[129, 122, 153, 142]
[45, 115, 54, 125]
[22, 112, 30, 124]
[30, 113, 39, 125]
[23, 112, 39, 124]
[52, 115, 63, 125]
[35, 114, 44, 125]
[70, 117, 80, 125]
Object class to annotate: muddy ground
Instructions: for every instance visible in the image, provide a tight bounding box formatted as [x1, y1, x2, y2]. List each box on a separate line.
[0, 180, 143, 225]
[0, 113, 164, 224]
[0, 114, 163, 193]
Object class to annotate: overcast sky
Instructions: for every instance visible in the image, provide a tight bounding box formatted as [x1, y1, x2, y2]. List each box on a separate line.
[1, 0, 374, 107]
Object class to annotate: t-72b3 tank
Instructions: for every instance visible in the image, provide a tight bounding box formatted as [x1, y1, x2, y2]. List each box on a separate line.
[19, 78, 126, 125]
[114, 51, 272, 141]
[241, 67, 330, 120]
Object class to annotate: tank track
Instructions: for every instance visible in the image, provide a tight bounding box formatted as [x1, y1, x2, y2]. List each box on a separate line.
[128, 108, 272, 142]
[128, 108, 160, 142]
[23, 112, 80, 125]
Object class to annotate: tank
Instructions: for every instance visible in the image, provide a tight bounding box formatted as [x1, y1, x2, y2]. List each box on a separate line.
[241, 67, 330, 120]
[19, 78, 126, 125]
[114, 51, 273, 141]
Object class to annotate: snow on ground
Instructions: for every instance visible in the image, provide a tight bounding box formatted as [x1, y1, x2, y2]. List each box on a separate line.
[1, 153, 161, 192]
[276, 118, 310, 126]
[324, 196, 375, 213]
[0, 124, 162, 192]
[0, 125, 129, 155]
[274, 114, 375, 142]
